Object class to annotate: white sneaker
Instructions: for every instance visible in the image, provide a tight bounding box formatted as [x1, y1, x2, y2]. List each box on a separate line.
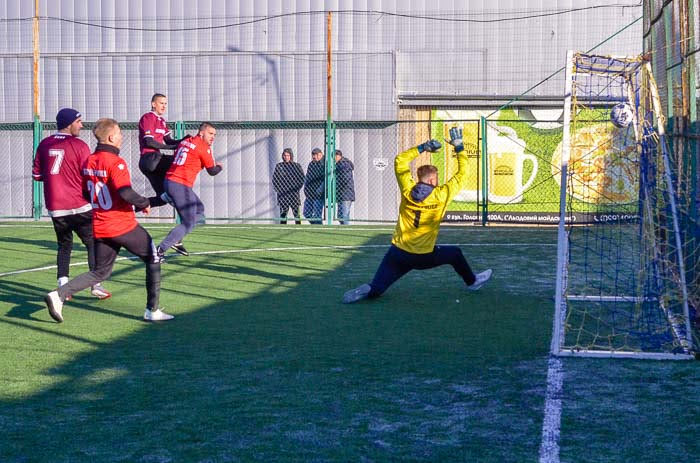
[45, 290, 64, 323]
[91, 284, 112, 300]
[342, 283, 372, 304]
[467, 269, 493, 291]
[143, 308, 174, 322]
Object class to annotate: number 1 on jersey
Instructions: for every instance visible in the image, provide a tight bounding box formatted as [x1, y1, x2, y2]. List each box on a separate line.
[413, 210, 422, 228]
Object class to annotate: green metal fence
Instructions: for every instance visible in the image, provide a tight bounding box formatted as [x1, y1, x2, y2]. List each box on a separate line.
[15, 113, 695, 227]
[10, 116, 577, 225]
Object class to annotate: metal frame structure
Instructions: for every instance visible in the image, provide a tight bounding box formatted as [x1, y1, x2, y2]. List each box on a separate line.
[551, 51, 694, 360]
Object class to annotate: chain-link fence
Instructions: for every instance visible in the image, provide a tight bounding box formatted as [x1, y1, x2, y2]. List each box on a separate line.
[0, 123, 34, 218]
[643, 0, 699, 322]
[7, 115, 581, 225]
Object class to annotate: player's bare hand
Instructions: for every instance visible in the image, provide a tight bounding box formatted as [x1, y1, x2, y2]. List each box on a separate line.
[140, 206, 151, 216]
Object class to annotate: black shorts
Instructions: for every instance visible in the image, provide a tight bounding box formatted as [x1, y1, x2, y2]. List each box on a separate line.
[139, 153, 173, 195]
[51, 211, 94, 244]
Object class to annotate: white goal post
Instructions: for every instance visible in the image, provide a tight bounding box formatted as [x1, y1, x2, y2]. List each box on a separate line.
[551, 51, 694, 360]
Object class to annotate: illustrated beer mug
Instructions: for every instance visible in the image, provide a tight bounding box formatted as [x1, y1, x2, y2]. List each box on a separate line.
[488, 151, 538, 203]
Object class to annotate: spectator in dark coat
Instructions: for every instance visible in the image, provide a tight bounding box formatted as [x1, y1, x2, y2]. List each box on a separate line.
[303, 147, 325, 224]
[272, 148, 305, 224]
[335, 149, 355, 225]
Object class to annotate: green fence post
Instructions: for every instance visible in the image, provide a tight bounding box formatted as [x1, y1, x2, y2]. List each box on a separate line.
[325, 119, 336, 225]
[480, 116, 488, 226]
[32, 115, 43, 220]
[175, 120, 184, 139]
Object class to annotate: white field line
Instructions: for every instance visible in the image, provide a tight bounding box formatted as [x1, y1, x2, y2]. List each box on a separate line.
[539, 356, 564, 463]
[0, 242, 555, 278]
[4, 236, 563, 459]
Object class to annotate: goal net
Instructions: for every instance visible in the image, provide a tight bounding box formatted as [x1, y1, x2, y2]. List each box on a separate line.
[552, 51, 694, 359]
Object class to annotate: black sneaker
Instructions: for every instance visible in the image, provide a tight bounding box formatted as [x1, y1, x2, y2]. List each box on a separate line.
[171, 242, 189, 256]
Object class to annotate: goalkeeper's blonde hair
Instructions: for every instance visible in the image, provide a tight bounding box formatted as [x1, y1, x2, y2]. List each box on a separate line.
[417, 165, 438, 183]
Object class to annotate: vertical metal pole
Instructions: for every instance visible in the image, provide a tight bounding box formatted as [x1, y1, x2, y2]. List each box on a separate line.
[646, 62, 693, 350]
[33, 0, 40, 119]
[175, 120, 184, 139]
[663, 6, 675, 120]
[480, 116, 488, 225]
[552, 50, 575, 355]
[685, 0, 698, 283]
[33, 117, 43, 220]
[325, 121, 336, 225]
[326, 12, 332, 125]
[32, 0, 42, 220]
[325, 11, 335, 225]
[687, 0, 698, 125]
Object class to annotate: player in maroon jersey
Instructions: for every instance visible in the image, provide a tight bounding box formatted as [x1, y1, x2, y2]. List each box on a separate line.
[44, 118, 173, 323]
[138, 93, 191, 256]
[32, 108, 111, 300]
[157, 122, 222, 259]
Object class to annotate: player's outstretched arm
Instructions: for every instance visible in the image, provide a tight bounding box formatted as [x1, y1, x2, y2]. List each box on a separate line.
[446, 127, 464, 153]
[143, 137, 179, 152]
[417, 139, 441, 153]
[395, 139, 441, 192]
[118, 186, 152, 211]
[165, 133, 191, 146]
[435, 128, 468, 202]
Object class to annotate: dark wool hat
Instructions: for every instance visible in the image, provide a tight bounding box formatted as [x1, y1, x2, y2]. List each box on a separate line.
[312, 147, 322, 154]
[56, 108, 81, 130]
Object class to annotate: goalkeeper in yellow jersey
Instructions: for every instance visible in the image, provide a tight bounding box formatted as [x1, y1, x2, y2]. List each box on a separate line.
[343, 127, 492, 303]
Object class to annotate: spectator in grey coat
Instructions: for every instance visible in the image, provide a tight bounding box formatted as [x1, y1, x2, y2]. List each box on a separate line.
[303, 148, 325, 224]
[335, 149, 355, 225]
[272, 148, 305, 224]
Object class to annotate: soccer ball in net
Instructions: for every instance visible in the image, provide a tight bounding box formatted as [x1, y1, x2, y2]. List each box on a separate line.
[610, 103, 634, 128]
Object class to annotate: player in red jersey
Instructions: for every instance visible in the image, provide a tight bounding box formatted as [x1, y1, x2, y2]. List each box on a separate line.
[32, 108, 111, 300]
[138, 93, 191, 256]
[44, 118, 174, 323]
[157, 122, 222, 258]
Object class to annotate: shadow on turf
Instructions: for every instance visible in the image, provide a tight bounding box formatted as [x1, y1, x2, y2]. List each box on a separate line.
[0, 235, 60, 252]
[1, 263, 149, 323]
[0, 232, 559, 462]
[0, 279, 55, 322]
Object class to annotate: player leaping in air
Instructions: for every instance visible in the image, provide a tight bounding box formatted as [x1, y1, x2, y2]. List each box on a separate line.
[343, 128, 492, 303]
[138, 93, 191, 256]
